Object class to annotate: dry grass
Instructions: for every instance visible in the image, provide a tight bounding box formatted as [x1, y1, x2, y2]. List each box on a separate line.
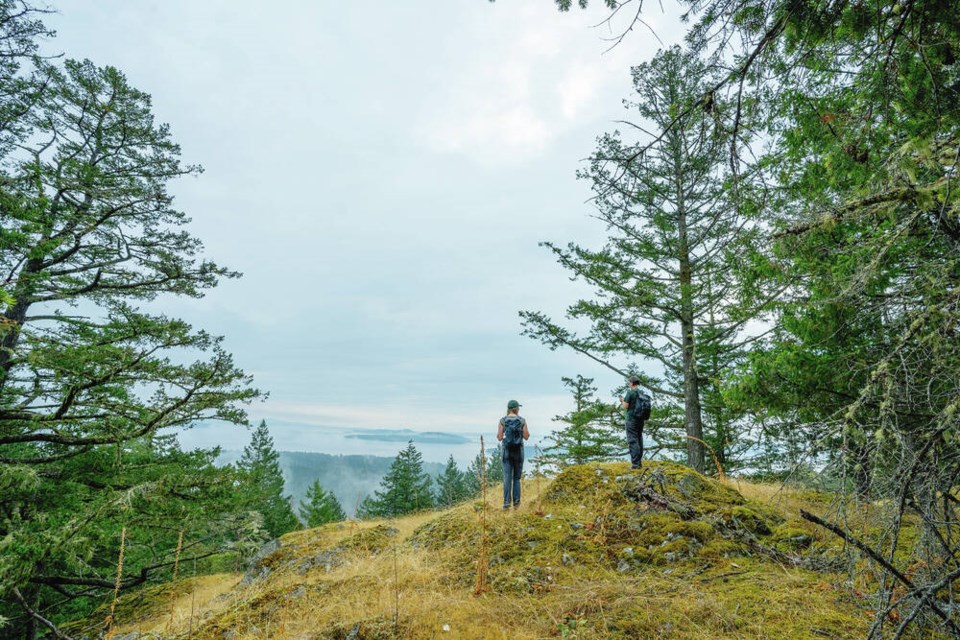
[90, 463, 949, 640]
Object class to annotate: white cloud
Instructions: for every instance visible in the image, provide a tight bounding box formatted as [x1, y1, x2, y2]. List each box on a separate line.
[557, 62, 603, 120]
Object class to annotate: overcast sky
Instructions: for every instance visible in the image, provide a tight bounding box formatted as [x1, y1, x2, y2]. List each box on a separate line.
[46, 1, 686, 463]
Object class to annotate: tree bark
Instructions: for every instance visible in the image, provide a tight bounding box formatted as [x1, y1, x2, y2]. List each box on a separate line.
[674, 138, 705, 473]
[0, 255, 42, 386]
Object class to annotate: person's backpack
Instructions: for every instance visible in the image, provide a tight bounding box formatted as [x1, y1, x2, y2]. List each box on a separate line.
[502, 415, 525, 449]
[631, 391, 652, 422]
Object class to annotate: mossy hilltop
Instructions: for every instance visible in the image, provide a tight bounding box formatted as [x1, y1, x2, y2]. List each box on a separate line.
[65, 461, 943, 639]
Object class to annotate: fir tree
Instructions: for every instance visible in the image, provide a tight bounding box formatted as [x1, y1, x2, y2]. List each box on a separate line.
[541, 376, 625, 470]
[0, 8, 260, 635]
[464, 443, 505, 496]
[434, 455, 470, 507]
[521, 47, 755, 473]
[237, 421, 299, 537]
[357, 441, 433, 518]
[298, 480, 346, 528]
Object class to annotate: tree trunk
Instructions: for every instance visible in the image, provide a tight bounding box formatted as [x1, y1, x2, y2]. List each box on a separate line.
[675, 148, 705, 473]
[680, 303, 705, 473]
[0, 256, 42, 386]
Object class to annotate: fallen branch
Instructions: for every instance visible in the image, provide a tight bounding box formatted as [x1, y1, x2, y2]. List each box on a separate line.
[699, 570, 748, 582]
[800, 509, 960, 635]
[11, 587, 76, 640]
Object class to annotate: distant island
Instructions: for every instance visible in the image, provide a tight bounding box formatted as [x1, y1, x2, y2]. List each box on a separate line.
[344, 428, 473, 444]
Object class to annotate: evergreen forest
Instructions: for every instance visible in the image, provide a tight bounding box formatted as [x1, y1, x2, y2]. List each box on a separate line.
[1, 0, 960, 638]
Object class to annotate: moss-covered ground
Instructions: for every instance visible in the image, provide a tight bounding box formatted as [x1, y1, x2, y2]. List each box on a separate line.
[72, 461, 950, 639]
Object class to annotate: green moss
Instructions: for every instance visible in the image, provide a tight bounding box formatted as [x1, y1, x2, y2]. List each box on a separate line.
[666, 520, 715, 542]
[68, 462, 948, 639]
[724, 505, 775, 535]
[701, 538, 748, 558]
[340, 524, 400, 553]
[772, 524, 814, 551]
[544, 463, 629, 507]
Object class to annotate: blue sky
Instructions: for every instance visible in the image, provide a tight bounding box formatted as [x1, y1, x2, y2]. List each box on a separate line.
[46, 1, 685, 463]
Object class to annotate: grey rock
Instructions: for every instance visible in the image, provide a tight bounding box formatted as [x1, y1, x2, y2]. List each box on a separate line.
[561, 553, 574, 565]
[289, 586, 307, 599]
[297, 547, 345, 574]
[240, 538, 282, 586]
[250, 539, 282, 565]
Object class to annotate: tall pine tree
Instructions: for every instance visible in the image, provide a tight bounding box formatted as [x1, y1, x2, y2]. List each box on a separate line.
[521, 47, 756, 473]
[237, 421, 299, 537]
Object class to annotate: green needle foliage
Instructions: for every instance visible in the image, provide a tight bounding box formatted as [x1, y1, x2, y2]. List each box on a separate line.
[299, 479, 346, 528]
[237, 421, 300, 538]
[357, 441, 434, 519]
[540, 375, 625, 470]
[434, 454, 471, 507]
[464, 442, 505, 496]
[0, 5, 261, 637]
[548, 0, 960, 634]
[521, 47, 757, 473]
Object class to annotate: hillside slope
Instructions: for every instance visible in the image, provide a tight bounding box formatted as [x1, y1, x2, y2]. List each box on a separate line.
[70, 461, 924, 639]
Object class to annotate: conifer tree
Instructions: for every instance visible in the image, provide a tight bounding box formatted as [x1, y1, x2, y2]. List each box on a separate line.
[521, 47, 755, 473]
[541, 376, 624, 469]
[464, 442, 506, 496]
[357, 441, 433, 518]
[237, 421, 299, 537]
[0, 7, 260, 635]
[298, 479, 346, 528]
[434, 455, 470, 507]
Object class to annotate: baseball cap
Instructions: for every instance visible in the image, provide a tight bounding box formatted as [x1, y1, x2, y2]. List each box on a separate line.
[507, 400, 521, 409]
[628, 376, 640, 384]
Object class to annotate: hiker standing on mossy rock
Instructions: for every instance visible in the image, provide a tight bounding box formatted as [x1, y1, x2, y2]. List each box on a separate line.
[620, 376, 651, 470]
[497, 399, 530, 510]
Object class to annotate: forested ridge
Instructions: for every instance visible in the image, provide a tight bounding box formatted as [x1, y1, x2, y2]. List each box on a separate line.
[1, 0, 959, 638]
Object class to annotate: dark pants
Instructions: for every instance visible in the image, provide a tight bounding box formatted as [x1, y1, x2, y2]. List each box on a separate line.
[502, 447, 523, 507]
[626, 419, 644, 468]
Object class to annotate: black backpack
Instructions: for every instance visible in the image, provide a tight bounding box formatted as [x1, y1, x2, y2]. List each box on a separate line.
[502, 415, 525, 449]
[631, 392, 652, 422]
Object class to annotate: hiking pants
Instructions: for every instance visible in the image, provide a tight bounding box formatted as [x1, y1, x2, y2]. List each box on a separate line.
[502, 447, 523, 507]
[626, 419, 644, 468]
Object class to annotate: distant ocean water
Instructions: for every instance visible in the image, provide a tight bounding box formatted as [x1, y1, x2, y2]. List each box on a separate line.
[177, 420, 534, 467]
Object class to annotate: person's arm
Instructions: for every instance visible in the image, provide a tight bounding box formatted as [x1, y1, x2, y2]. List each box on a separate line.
[497, 419, 504, 441]
[522, 418, 530, 441]
[621, 388, 636, 410]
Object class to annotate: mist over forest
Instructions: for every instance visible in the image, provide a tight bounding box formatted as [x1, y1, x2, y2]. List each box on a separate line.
[216, 450, 446, 518]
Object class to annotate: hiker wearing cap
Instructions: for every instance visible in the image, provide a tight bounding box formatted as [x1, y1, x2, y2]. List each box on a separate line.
[620, 377, 646, 470]
[497, 400, 529, 510]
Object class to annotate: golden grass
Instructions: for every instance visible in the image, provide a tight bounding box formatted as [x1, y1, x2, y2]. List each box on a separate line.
[89, 463, 949, 640]
[107, 573, 241, 637]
